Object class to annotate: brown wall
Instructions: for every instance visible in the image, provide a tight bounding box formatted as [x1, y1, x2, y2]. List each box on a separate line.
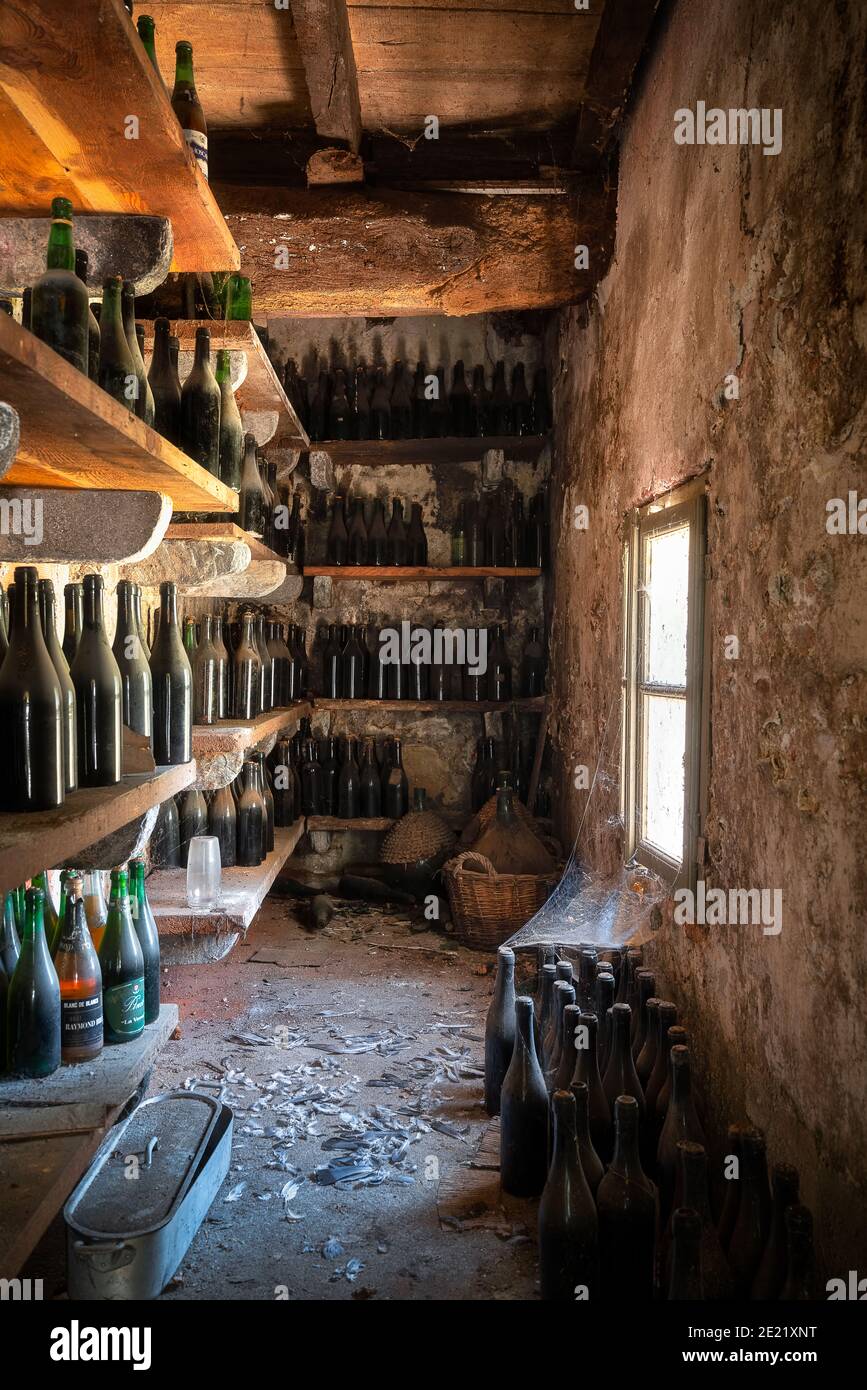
[548, 0, 867, 1275]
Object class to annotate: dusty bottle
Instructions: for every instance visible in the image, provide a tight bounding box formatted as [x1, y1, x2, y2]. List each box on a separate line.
[644, 1000, 678, 1115]
[38, 578, 78, 794]
[365, 500, 387, 567]
[520, 626, 545, 697]
[635, 996, 660, 1089]
[727, 1128, 772, 1295]
[387, 499, 408, 566]
[75, 249, 100, 381]
[487, 623, 511, 701]
[369, 368, 391, 440]
[571, 1078, 604, 1197]
[99, 868, 145, 1045]
[326, 495, 349, 566]
[383, 737, 409, 818]
[602, 1002, 646, 1123]
[359, 739, 382, 816]
[751, 1162, 800, 1301]
[597, 1094, 657, 1300]
[510, 362, 532, 436]
[538, 1089, 599, 1300]
[216, 348, 244, 488]
[181, 326, 220, 473]
[472, 784, 555, 876]
[552, 999, 582, 1099]
[208, 783, 237, 867]
[70, 574, 122, 787]
[657, 1045, 706, 1222]
[672, 1140, 735, 1301]
[149, 581, 192, 763]
[0, 568, 65, 811]
[237, 760, 266, 865]
[82, 870, 108, 952]
[151, 796, 181, 868]
[668, 1208, 704, 1300]
[0, 893, 21, 977]
[177, 787, 208, 868]
[97, 274, 136, 408]
[128, 859, 160, 1026]
[112, 579, 152, 740]
[319, 736, 340, 816]
[633, 969, 657, 1060]
[309, 371, 330, 441]
[346, 497, 368, 566]
[6, 888, 61, 1077]
[353, 363, 370, 439]
[407, 503, 428, 566]
[484, 945, 516, 1116]
[122, 282, 154, 424]
[570, 1009, 613, 1162]
[253, 615, 272, 712]
[298, 738, 323, 816]
[251, 754, 274, 852]
[31, 197, 89, 373]
[389, 362, 412, 439]
[653, 1023, 690, 1138]
[427, 367, 449, 437]
[779, 1205, 817, 1300]
[54, 876, 103, 1063]
[411, 362, 428, 437]
[172, 40, 208, 177]
[500, 996, 548, 1197]
[336, 736, 361, 819]
[595, 974, 617, 1074]
[328, 368, 353, 440]
[191, 615, 220, 724]
[238, 434, 267, 539]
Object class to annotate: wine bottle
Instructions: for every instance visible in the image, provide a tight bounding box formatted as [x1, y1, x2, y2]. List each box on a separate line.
[237, 761, 266, 865]
[239, 433, 269, 537]
[148, 316, 182, 446]
[0, 567, 65, 810]
[597, 1094, 657, 1300]
[60, 582, 83, 669]
[37, 578, 78, 794]
[326, 494, 349, 565]
[180, 326, 220, 473]
[342, 626, 366, 700]
[266, 621, 289, 708]
[388, 361, 412, 439]
[448, 360, 472, 437]
[212, 614, 230, 717]
[177, 786, 208, 868]
[322, 625, 343, 698]
[183, 616, 198, 658]
[270, 737, 299, 827]
[407, 503, 428, 565]
[98, 274, 136, 408]
[121, 281, 154, 423]
[552, 999, 582, 1097]
[299, 738, 323, 816]
[191, 614, 220, 724]
[668, 1208, 704, 1300]
[635, 996, 660, 1089]
[751, 1161, 800, 1301]
[56, 868, 78, 949]
[538, 1089, 599, 1301]
[532, 366, 552, 433]
[346, 497, 368, 565]
[644, 999, 678, 1114]
[779, 1205, 817, 1300]
[487, 623, 511, 700]
[231, 613, 261, 719]
[253, 615, 272, 713]
[171, 40, 208, 177]
[544, 980, 574, 1088]
[284, 359, 310, 432]
[500, 996, 548, 1197]
[252, 753, 275, 851]
[490, 360, 511, 434]
[602, 1001, 646, 1120]
[208, 783, 237, 866]
[595, 974, 616, 1076]
[386, 499, 408, 565]
[571, 1078, 604, 1196]
[6, 887, 61, 1077]
[569, 1009, 612, 1162]
[82, 869, 108, 952]
[520, 627, 545, 697]
[484, 945, 515, 1116]
[428, 367, 448, 437]
[652, 1022, 689, 1138]
[98, 868, 145, 1045]
[410, 362, 427, 437]
[359, 739, 381, 816]
[137, 13, 161, 75]
[328, 368, 353, 439]
[727, 1128, 772, 1295]
[215, 348, 243, 488]
[510, 362, 532, 436]
[29, 871, 59, 957]
[112, 579, 153, 740]
[74, 249, 100, 381]
[369, 368, 391, 440]
[336, 735, 360, 818]
[672, 1140, 735, 1301]
[128, 858, 160, 1025]
[151, 796, 182, 868]
[149, 582, 192, 764]
[31, 197, 89, 373]
[0, 893, 21, 977]
[55, 875, 103, 1063]
[383, 737, 408, 818]
[657, 1044, 706, 1222]
[633, 969, 657, 1060]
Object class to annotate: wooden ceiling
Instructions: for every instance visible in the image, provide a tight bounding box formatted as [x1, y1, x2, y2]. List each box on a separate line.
[147, 0, 603, 136]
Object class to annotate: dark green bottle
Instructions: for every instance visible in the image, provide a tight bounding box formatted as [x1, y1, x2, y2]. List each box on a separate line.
[30, 197, 89, 374]
[0, 567, 65, 811]
[0, 893, 21, 977]
[224, 273, 252, 320]
[172, 40, 208, 178]
[6, 888, 60, 1077]
[216, 348, 243, 488]
[38, 578, 78, 794]
[149, 582, 193, 764]
[151, 796, 181, 867]
[484, 945, 515, 1116]
[597, 1094, 657, 1300]
[148, 316, 181, 446]
[183, 616, 198, 657]
[239, 432, 268, 536]
[499, 996, 548, 1197]
[336, 735, 360, 818]
[98, 275, 137, 409]
[98, 869, 145, 1045]
[237, 760, 266, 866]
[208, 783, 237, 867]
[538, 1089, 599, 1301]
[70, 574, 122, 787]
[112, 579, 153, 740]
[231, 610, 262, 718]
[137, 14, 161, 75]
[74, 249, 100, 382]
[62, 582, 83, 666]
[31, 871, 60, 954]
[129, 859, 160, 1025]
[191, 614, 220, 724]
[181, 327, 221, 472]
[177, 787, 208, 867]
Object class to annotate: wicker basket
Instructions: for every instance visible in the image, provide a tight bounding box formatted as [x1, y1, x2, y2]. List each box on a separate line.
[443, 849, 559, 952]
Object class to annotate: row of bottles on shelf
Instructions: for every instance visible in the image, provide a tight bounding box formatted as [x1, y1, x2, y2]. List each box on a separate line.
[315, 621, 545, 703]
[177, 605, 306, 722]
[320, 484, 548, 570]
[282, 357, 552, 442]
[0, 861, 160, 1079]
[281, 724, 411, 821]
[152, 751, 277, 871]
[485, 944, 818, 1301]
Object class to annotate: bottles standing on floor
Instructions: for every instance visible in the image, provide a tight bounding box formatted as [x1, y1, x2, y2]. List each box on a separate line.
[484, 945, 516, 1116]
[499, 996, 548, 1198]
[538, 1089, 599, 1301]
[98, 868, 145, 1046]
[54, 874, 103, 1064]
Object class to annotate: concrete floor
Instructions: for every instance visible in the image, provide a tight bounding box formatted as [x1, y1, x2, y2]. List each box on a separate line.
[26, 895, 539, 1302]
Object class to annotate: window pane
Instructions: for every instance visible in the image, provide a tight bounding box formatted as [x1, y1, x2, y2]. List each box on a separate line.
[640, 693, 686, 861]
[642, 523, 690, 685]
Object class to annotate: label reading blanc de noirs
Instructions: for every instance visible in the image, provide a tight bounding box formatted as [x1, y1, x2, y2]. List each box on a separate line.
[104, 979, 145, 1039]
[183, 128, 208, 180]
[61, 993, 103, 1045]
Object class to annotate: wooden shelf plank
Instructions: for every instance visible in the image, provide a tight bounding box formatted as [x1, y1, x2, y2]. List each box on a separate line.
[140, 321, 309, 449]
[192, 704, 312, 762]
[310, 435, 549, 466]
[0, 764, 197, 896]
[314, 697, 545, 713]
[303, 566, 542, 580]
[0, 317, 238, 512]
[307, 815, 394, 832]
[0, 0, 239, 272]
[149, 822, 305, 935]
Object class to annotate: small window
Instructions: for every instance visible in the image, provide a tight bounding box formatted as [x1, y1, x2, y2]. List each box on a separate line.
[621, 482, 707, 887]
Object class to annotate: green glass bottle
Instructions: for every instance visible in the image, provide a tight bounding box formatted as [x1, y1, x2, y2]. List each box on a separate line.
[136, 14, 161, 76]
[171, 41, 208, 179]
[129, 859, 161, 1025]
[122, 282, 155, 424]
[74, 249, 100, 382]
[30, 197, 89, 374]
[98, 275, 137, 409]
[0, 892, 21, 977]
[6, 888, 61, 1077]
[31, 871, 60, 954]
[180, 327, 221, 474]
[38, 577, 78, 795]
[70, 574, 122, 787]
[13, 885, 26, 933]
[216, 348, 244, 488]
[0, 567, 65, 811]
[98, 868, 145, 1045]
[148, 316, 181, 447]
[224, 274, 252, 321]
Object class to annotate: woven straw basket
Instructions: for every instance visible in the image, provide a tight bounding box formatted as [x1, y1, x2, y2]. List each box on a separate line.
[443, 849, 559, 952]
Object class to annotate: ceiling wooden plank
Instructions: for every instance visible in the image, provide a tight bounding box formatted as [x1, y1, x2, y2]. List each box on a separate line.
[573, 0, 661, 161]
[289, 0, 363, 152]
[349, 10, 600, 74]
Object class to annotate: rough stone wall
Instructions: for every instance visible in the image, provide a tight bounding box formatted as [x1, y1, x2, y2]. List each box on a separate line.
[548, 0, 867, 1274]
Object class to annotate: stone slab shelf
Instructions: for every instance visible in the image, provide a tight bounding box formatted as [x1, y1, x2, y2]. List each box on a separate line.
[0, 317, 238, 513]
[191, 703, 312, 790]
[0, 763, 197, 896]
[149, 822, 305, 963]
[0, 0, 239, 273]
[0, 486, 172, 565]
[304, 566, 542, 581]
[313, 435, 549, 466]
[127, 523, 291, 599]
[314, 697, 546, 714]
[140, 321, 309, 449]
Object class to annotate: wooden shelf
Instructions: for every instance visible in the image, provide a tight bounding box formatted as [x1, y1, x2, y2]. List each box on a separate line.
[304, 566, 542, 581]
[0, 317, 238, 513]
[149, 822, 305, 937]
[306, 815, 395, 833]
[312, 435, 549, 466]
[314, 697, 545, 714]
[0, 763, 197, 896]
[0, 0, 239, 273]
[191, 704, 312, 791]
[140, 321, 308, 449]
[127, 523, 290, 598]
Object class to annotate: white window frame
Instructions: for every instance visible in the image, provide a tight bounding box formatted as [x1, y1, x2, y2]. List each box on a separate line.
[621, 478, 707, 890]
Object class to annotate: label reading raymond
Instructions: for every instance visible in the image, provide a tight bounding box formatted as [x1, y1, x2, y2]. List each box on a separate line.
[104, 978, 145, 1040]
[61, 993, 103, 1047]
[183, 128, 208, 179]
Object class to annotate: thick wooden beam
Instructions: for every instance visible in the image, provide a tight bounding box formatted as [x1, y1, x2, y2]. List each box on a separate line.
[573, 0, 662, 164]
[215, 181, 614, 316]
[289, 0, 362, 154]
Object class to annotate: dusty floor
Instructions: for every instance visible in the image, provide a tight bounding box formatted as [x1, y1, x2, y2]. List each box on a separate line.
[26, 895, 540, 1302]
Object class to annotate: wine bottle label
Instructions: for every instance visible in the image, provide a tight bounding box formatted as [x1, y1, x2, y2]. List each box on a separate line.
[61, 993, 103, 1044]
[104, 979, 145, 1039]
[183, 128, 209, 179]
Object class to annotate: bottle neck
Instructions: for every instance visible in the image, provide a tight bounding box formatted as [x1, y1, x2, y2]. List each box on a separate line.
[160, 585, 179, 627]
[194, 335, 210, 369]
[103, 282, 124, 330]
[23, 889, 46, 942]
[83, 579, 105, 630]
[215, 350, 231, 385]
[46, 217, 75, 273]
[174, 46, 195, 85]
[611, 1107, 643, 1174]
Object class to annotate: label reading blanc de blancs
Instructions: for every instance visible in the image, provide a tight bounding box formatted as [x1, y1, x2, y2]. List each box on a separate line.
[61, 993, 103, 1046]
[183, 128, 208, 180]
[104, 978, 145, 1040]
